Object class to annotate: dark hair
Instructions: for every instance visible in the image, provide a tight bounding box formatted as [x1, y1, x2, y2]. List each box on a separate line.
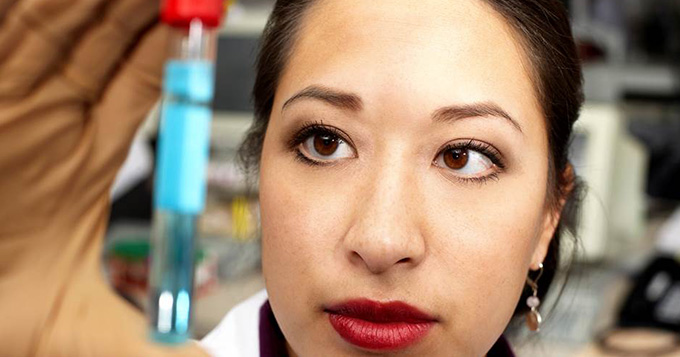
[240, 0, 584, 318]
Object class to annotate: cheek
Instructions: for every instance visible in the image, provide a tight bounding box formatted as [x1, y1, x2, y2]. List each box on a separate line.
[259, 160, 353, 273]
[423, 168, 548, 345]
[258, 136, 358, 335]
[258, 120, 364, 273]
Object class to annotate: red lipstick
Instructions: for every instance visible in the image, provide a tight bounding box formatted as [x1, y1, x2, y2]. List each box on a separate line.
[325, 299, 436, 351]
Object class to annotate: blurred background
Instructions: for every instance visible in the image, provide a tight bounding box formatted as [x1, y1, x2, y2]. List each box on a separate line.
[105, 0, 680, 355]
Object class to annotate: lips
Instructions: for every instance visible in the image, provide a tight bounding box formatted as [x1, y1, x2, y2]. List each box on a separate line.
[325, 299, 437, 351]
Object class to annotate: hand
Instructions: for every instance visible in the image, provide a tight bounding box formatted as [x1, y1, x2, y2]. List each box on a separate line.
[0, 0, 207, 356]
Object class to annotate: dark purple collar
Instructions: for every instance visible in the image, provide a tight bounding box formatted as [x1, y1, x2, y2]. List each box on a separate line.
[259, 300, 289, 357]
[259, 300, 514, 357]
[487, 333, 515, 357]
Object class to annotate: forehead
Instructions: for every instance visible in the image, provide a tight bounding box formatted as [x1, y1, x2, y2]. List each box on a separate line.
[277, 0, 543, 134]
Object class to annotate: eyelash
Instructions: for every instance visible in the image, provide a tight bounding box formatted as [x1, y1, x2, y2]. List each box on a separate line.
[288, 123, 507, 184]
[435, 139, 506, 185]
[287, 121, 352, 166]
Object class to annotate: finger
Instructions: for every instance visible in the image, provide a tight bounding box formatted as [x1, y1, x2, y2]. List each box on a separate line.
[0, 0, 19, 21]
[14, 0, 107, 47]
[60, 0, 160, 101]
[0, 0, 22, 62]
[0, 0, 107, 97]
[0, 14, 26, 64]
[0, 0, 104, 62]
[0, 21, 61, 98]
[90, 24, 168, 169]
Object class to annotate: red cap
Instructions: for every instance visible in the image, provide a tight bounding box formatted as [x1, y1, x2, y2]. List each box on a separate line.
[161, 0, 224, 29]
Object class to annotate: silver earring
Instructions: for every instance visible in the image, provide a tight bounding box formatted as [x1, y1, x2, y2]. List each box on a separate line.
[525, 263, 544, 332]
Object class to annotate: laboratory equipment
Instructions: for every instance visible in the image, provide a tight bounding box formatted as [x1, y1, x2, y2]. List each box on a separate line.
[148, 0, 223, 345]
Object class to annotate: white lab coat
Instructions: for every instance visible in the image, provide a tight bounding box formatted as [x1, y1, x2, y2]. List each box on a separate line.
[201, 290, 269, 357]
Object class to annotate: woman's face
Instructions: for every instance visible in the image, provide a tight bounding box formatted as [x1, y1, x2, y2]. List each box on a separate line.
[259, 0, 559, 355]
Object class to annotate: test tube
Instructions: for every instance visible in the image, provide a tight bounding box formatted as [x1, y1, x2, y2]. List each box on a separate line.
[148, 0, 222, 345]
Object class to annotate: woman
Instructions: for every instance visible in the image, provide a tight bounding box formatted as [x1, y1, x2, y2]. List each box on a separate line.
[0, 0, 581, 356]
[203, 0, 583, 356]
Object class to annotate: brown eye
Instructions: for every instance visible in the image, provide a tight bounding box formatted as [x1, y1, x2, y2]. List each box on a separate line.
[443, 148, 468, 169]
[434, 143, 497, 178]
[300, 130, 355, 162]
[313, 134, 339, 156]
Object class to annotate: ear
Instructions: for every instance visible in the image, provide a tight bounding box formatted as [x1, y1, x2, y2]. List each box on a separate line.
[530, 164, 574, 271]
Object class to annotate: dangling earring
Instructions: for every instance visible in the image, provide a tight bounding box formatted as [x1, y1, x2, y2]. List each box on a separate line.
[525, 263, 544, 332]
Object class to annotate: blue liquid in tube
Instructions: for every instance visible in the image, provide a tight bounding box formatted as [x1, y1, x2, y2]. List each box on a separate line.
[148, 21, 216, 344]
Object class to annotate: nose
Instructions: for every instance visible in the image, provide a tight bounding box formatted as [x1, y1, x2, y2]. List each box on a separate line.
[343, 161, 426, 275]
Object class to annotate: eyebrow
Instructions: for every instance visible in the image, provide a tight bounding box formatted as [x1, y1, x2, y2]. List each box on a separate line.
[282, 85, 522, 134]
[432, 102, 523, 134]
[282, 85, 363, 112]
